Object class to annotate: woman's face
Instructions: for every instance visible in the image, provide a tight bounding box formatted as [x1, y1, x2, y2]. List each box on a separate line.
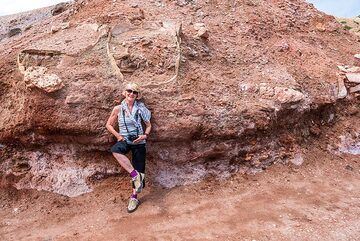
[125, 89, 138, 102]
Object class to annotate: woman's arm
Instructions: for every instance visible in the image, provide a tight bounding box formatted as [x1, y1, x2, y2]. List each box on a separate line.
[143, 120, 151, 136]
[106, 106, 124, 141]
[133, 102, 152, 144]
[133, 120, 151, 144]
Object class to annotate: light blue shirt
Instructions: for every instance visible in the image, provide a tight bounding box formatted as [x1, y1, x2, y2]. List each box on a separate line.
[118, 100, 151, 145]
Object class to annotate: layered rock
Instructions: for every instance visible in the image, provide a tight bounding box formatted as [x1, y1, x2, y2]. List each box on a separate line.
[0, 0, 359, 196]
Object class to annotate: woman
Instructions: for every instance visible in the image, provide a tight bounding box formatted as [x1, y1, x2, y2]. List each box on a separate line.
[106, 82, 152, 213]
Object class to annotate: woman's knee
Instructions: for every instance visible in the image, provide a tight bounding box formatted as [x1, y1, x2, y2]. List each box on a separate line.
[110, 141, 129, 154]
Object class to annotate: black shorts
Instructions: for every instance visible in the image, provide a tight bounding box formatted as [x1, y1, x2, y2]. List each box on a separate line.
[110, 141, 146, 173]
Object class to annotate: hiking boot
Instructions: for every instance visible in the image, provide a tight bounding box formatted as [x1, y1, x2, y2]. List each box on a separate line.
[127, 197, 140, 213]
[132, 172, 145, 193]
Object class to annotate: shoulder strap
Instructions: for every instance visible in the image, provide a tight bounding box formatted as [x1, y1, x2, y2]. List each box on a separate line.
[122, 108, 139, 136]
[134, 109, 140, 121]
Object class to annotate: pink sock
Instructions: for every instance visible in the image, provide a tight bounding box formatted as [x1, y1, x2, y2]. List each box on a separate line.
[130, 170, 138, 178]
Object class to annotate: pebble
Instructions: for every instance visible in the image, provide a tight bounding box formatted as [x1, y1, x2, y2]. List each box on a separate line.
[346, 73, 360, 84]
[337, 78, 347, 98]
[130, 3, 138, 8]
[349, 84, 360, 93]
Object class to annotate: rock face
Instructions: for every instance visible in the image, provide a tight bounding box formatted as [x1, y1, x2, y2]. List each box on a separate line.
[0, 0, 360, 196]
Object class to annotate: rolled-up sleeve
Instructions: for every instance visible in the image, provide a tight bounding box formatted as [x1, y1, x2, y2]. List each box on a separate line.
[138, 102, 151, 122]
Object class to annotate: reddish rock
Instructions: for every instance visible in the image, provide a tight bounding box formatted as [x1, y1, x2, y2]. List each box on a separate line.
[0, 0, 359, 195]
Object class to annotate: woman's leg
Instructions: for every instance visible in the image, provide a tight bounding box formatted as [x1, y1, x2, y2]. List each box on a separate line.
[131, 144, 146, 173]
[111, 142, 142, 212]
[112, 152, 135, 173]
[129, 144, 146, 211]
[112, 148, 142, 192]
[131, 144, 146, 191]
[111, 141, 136, 173]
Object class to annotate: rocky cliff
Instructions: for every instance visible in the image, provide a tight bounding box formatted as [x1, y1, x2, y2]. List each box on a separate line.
[0, 0, 359, 197]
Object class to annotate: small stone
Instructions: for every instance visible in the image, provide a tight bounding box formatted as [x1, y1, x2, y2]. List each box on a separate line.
[289, 153, 304, 166]
[274, 87, 305, 105]
[355, 54, 360, 67]
[8, 28, 21, 37]
[24, 25, 32, 31]
[346, 73, 360, 83]
[337, 65, 347, 72]
[316, 23, 326, 32]
[61, 22, 70, 30]
[176, 0, 192, 6]
[277, 41, 290, 52]
[337, 78, 347, 98]
[194, 23, 205, 31]
[130, 3, 138, 8]
[51, 25, 60, 33]
[345, 165, 353, 171]
[51, 3, 68, 16]
[198, 27, 209, 39]
[194, 23, 209, 39]
[327, 113, 335, 123]
[338, 65, 360, 73]
[349, 84, 360, 93]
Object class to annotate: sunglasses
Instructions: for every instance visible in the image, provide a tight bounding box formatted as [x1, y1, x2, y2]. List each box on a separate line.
[126, 89, 139, 95]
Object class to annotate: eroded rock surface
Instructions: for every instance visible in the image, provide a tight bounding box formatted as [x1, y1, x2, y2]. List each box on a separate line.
[0, 0, 359, 196]
[23, 66, 64, 92]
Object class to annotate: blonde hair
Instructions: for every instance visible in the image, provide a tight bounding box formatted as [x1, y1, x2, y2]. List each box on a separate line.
[122, 82, 142, 99]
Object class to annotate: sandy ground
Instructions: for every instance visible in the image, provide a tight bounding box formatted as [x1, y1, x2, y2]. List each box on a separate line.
[1, 143, 359, 241]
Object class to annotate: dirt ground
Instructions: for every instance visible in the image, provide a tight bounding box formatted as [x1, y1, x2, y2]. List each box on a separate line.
[1, 140, 359, 241]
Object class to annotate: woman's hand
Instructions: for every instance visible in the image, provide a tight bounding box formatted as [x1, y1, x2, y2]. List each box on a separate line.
[132, 134, 147, 143]
[117, 135, 124, 141]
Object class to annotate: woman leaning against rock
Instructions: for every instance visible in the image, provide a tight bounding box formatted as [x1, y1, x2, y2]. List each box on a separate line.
[106, 82, 152, 213]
